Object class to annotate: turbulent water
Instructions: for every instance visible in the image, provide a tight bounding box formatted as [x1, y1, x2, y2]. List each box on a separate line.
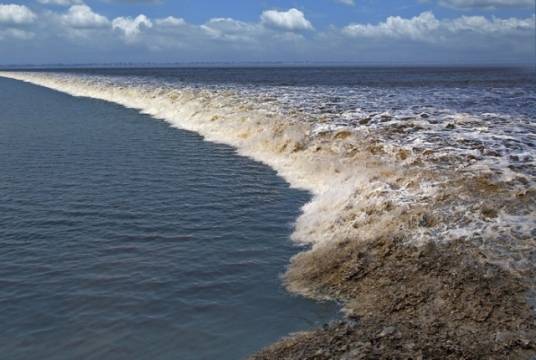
[0, 77, 337, 360]
[1, 67, 535, 356]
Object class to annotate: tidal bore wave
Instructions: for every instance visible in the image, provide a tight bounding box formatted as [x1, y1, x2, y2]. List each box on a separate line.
[2, 71, 535, 358]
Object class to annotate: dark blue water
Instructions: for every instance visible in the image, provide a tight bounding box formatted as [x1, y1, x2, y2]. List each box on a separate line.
[0, 78, 337, 359]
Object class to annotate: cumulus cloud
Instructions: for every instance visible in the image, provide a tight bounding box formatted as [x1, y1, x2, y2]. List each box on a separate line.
[0, 4, 36, 25]
[343, 11, 534, 42]
[201, 17, 260, 42]
[261, 8, 313, 31]
[112, 14, 152, 41]
[343, 12, 440, 41]
[155, 16, 185, 27]
[447, 14, 534, 33]
[61, 5, 109, 28]
[438, 0, 534, 9]
[38, 0, 83, 6]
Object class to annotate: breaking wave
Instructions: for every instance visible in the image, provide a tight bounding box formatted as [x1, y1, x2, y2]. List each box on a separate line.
[1, 70, 535, 300]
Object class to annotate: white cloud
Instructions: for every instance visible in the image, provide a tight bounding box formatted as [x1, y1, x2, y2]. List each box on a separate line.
[61, 5, 109, 28]
[112, 14, 152, 41]
[38, 0, 83, 6]
[438, 0, 534, 9]
[155, 16, 185, 27]
[446, 14, 535, 33]
[201, 17, 261, 42]
[343, 11, 534, 42]
[343, 12, 440, 41]
[261, 8, 313, 31]
[0, 4, 36, 25]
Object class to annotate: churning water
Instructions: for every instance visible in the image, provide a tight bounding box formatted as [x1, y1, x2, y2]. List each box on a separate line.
[0, 77, 337, 360]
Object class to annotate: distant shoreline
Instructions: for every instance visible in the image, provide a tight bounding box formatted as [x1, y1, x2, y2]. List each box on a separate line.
[1, 62, 534, 70]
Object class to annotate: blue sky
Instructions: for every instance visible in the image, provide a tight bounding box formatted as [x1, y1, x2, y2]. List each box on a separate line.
[0, 0, 534, 64]
[80, 0, 530, 26]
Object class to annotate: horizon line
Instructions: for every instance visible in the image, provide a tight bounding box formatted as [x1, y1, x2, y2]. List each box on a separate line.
[1, 60, 535, 69]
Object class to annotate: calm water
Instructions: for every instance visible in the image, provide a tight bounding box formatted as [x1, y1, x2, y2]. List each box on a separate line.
[0, 77, 337, 360]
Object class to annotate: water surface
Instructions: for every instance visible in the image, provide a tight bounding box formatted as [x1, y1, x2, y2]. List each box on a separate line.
[0, 77, 337, 360]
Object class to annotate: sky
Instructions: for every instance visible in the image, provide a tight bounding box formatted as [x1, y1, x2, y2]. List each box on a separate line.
[0, 0, 534, 65]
